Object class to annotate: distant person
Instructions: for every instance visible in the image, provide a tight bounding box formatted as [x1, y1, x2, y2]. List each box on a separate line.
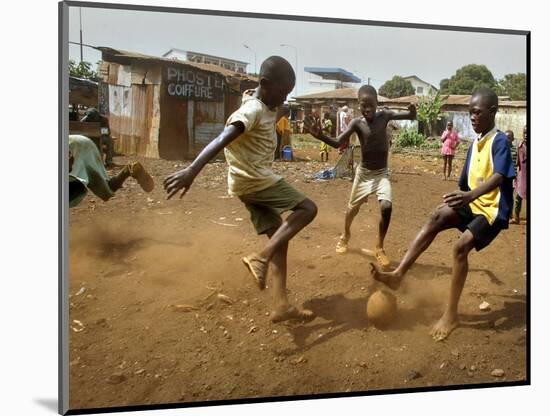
[304, 85, 416, 268]
[338, 106, 351, 154]
[164, 56, 316, 324]
[320, 112, 332, 162]
[371, 88, 515, 341]
[441, 121, 460, 180]
[275, 105, 292, 160]
[511, 125, 527, 224]
[69, 135, 154, 208]
[81, 107, 114, 167]
[504, 130, 518, 168]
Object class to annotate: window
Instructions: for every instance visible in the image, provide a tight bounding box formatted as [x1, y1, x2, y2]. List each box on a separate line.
[417, 86, 424, 94]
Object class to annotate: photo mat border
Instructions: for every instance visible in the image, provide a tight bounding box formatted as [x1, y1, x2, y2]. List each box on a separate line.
[59, 1, 531, 414]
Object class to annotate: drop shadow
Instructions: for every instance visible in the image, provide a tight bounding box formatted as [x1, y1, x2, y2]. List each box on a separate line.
[33, 398, 58, 413]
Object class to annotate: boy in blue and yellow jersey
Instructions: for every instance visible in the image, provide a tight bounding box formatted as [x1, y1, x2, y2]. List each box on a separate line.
[371, 88, 515, 341]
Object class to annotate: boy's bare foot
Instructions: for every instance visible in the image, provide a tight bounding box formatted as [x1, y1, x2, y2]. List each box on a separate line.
[370, 263, 402, 290]
[430, 313, 459, 342]
[375, 248, 391, 269]
[335, 236, 349, 254]
[271, 306, 315, 324]
[242, 254, 269, 290]
[129, 162, 155, 192]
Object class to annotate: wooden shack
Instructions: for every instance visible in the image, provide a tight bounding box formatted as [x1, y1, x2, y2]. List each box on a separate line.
[96, 47, 258, 160]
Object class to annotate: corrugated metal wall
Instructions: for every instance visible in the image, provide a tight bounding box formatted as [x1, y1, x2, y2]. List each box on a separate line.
[105, 63, 160, 158]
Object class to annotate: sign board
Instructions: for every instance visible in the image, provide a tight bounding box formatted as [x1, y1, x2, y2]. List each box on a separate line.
[165, 66, 225, 101]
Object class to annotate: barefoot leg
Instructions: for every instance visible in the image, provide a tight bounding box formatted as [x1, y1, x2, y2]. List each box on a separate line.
[375, 200, 392, 267]
[430, 230, 475, 341]
[447, 156, 453, 180]
[268, 232, 290, 312]
[265, 228, 315, 323]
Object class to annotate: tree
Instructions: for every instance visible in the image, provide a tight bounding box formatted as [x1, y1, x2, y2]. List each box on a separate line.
[69, 60, 98, 81]
[379, 76, 415, 98]
[417, 92, 448, 137]
[439, 64, 497, 95]
[498, 73, 526, 100]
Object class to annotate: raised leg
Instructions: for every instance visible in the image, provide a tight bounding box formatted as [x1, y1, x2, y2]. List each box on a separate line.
[371, 204, 463, 289]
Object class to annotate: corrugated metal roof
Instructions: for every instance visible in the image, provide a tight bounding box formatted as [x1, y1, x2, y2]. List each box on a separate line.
[96, 47, 258, 82]
[304, 67, 361, 83]
[382, 94, 526, 108]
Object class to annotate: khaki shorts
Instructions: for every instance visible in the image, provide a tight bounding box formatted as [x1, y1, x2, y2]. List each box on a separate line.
[239, 179, 307, 234]
[348, 166, 392, 209]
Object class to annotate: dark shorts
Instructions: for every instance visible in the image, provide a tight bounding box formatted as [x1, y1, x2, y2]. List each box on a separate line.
[239, 179, 307, 235]
[455, 205, 503, 251]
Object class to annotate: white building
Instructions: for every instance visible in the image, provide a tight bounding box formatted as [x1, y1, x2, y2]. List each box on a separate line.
[162, 48, 248, 74]
[304, 67, 361, 95]
[403, 75, 439, 96]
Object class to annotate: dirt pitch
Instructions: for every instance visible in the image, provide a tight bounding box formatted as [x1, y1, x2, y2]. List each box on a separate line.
[68, 147, 527, 410]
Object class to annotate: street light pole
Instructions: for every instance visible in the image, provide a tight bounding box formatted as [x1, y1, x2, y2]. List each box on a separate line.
[280, 43, 298, 97]
[243, 44, 257, 75]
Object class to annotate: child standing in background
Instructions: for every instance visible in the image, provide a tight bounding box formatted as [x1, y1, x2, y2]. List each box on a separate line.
[441, 121, 460, 180]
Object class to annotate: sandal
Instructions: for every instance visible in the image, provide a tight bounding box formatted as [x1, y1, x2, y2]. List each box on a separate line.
[271, 306, 316, 323]
[129, 162, 155, 192]
[335, 237, 348, 254]
[242, 254, 268, 290]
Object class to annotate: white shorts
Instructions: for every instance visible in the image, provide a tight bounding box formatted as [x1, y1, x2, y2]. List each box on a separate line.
[348, 166, 392, 209]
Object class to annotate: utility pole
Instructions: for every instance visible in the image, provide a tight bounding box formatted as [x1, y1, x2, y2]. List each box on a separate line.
[79, 8, 83, 62]
[280, 44, 298, 97]
[243, 44, 257, 75]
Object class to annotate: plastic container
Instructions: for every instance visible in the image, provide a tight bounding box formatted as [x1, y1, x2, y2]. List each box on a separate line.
[282, 145, 293, 161]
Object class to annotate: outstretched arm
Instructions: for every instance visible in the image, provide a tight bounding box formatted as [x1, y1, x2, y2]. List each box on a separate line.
[443, 173, 504, 208]
[163, 123, 244, 199]
[304, 116, 357, 148]
[386, 104, 417, 121]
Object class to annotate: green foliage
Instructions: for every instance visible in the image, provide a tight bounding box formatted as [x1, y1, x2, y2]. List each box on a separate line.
[69, 60, 98, 81]
[394, 128, 427, 148]
[379, 76, 415, 98]
[417, 92, 448, 137]
[439, 64, 497, 95]
[498, 73, 526, 100]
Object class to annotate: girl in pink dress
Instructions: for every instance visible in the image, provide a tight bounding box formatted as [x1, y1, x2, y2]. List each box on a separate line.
[441, 120, 460, 180]
[512, 125, 527, 224]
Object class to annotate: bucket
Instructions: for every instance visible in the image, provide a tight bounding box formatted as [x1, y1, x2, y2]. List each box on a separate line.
[282, 145, 293, 161]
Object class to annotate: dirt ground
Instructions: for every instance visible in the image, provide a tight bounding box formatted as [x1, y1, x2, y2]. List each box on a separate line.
[68, 145, 527, 411]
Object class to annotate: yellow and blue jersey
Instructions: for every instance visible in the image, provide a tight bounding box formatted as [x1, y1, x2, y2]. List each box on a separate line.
[458, 128, 516, 228]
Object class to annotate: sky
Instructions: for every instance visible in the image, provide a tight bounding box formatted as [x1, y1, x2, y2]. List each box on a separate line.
[68, 5, 527, 97]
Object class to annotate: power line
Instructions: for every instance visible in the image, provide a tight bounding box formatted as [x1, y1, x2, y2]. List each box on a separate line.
[69, 41, 96, 49]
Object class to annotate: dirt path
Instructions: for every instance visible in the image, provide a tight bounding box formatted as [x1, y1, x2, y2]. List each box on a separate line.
[68, 149, 527, 410]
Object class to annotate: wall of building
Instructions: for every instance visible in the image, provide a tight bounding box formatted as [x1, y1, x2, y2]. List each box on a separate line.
[405, 78, 436, 96]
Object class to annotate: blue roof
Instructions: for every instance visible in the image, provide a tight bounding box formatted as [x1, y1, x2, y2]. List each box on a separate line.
[304, 67, 361, 83]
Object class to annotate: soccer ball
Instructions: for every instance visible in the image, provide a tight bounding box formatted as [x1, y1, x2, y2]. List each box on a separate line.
[366, 290, 397, 328]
